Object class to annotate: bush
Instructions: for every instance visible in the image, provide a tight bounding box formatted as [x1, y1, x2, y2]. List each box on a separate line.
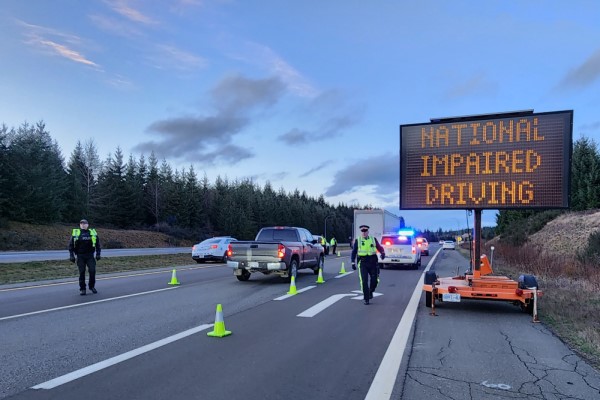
[499, 210, 562, 246]
[578, 230, 600, 265]
[103, 240, 124, 249]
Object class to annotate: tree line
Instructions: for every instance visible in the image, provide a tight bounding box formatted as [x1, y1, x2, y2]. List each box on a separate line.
[0, 121, 357, 241]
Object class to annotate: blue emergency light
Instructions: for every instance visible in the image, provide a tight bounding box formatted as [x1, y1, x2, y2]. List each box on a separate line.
[398, 229, 415, 236]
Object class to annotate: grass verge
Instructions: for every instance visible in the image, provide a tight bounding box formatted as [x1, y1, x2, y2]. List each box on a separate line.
[0, 254, 197, 285]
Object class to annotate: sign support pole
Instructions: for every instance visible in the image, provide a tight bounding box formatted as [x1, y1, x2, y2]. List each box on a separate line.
[473, 209, 481, 275]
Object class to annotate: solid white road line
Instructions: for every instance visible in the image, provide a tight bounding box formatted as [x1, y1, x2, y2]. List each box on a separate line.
[32, 324, 213, 390]
[364, 248, 441, 400]
[0, 287, 179, 322]
[297, 293, 356, 317]
[273, 285, 316, 301]
[334, 271, 355, 278]
[0, 265, 215, 292]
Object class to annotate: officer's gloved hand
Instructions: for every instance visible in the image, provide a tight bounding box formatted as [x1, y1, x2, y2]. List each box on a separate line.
[351, 262, 356, 270]
[381, 253, 386, 260]
[69, 255, 75, 263]
[96, 254, 101, 261]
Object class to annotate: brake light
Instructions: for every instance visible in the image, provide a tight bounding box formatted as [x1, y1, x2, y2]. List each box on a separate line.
[412, 246, 416, 254]
[383, 240, 392, 246]
[515, 288, 523, 296]
[278, 244, 285, 259]
[210, 244, 218, 249]
[448, 286, 457, 293]
[227, 244, 233, 257]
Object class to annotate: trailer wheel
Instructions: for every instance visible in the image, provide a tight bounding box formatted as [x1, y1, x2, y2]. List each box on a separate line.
[425, 291, 432, 308]
[236, 269, 250, 281]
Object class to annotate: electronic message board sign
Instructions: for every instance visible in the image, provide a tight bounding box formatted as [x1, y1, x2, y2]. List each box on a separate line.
[400, 110, 573, 210]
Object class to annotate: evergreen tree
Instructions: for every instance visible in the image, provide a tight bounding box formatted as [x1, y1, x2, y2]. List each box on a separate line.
[65, 141, 88, 221]
[571, 136, 600, 210]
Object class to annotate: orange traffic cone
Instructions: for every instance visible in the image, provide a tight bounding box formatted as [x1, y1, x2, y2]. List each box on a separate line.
[207, 304, 232, 337]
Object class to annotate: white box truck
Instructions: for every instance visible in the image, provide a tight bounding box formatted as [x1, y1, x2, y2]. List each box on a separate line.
[353, 209, 401, 243]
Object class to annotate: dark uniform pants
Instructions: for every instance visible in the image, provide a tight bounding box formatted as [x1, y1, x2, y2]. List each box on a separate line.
[77, 253, 96, 290]
[332, 244, 337, 254]
[358, 255, 378, 300]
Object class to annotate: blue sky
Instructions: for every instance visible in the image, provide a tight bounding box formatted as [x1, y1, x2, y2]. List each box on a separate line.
[2, 1, 599, 231]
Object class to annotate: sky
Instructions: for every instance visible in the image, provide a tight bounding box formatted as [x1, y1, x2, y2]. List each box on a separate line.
[2, 0, 600, 231]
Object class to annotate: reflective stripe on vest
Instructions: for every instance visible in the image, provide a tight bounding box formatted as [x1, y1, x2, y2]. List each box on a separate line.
[72, 228, 97, 247]
[357, 236, 376, 256]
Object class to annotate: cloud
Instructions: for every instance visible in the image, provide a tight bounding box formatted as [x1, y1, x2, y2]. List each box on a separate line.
[558, 47, 600, 90]
[150, 44, 207, 71]
[299, 161, 330, 178]
[89, 14, 143, 38]
[105, 0, 158, 25]
[578, 121, 600, 132]
[234, 41, 318, 98]
[325, 153, 399, 197]
[19, 21, 100, 69]
[135, 74, 286, 165]
[279, 128, 312, 145]
[444, 72, 496, 100]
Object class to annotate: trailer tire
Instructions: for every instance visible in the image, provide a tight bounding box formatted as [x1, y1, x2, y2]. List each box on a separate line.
[518, 274, 539, 289]
[425, 291, 432, 308]
[424, 271, 437, 285]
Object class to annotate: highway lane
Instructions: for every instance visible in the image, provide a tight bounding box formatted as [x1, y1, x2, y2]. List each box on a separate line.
[0, 253, 426, 400]
[0, 247, 192, 263]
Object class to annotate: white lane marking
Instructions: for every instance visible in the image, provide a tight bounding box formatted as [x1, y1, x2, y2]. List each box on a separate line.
[297, 293, 356, 317]
[273, 285, 316, 301]
[334, 271, 355, 279]
[481, 381, 511, 390]
[32, 324, 213, 389]
[0, 265, 215, 292]
[0, 287, 179, 322]
[364, 248, 442, 400]
[349, 290, 383, 300]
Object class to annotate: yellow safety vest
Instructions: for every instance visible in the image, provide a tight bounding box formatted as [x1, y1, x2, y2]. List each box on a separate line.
[72, 228, 97, 247]
[330, 238, 336, 246]
[357, 236, 376, 256]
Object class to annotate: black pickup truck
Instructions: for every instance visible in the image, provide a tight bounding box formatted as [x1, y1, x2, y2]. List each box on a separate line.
[227, 226, 324, 281]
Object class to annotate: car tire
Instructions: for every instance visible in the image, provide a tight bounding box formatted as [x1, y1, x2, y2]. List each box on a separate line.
[236, 269, 250, 281]
[313, 255, 324, 275]
[287, 258, 299, 282]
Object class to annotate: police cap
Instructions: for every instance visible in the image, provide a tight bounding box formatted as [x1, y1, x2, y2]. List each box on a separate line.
[359, 225, 369, 230]
[80, 219, 89, 224]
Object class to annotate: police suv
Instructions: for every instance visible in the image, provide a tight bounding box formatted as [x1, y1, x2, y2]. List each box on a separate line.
[378, 229, 421, 270]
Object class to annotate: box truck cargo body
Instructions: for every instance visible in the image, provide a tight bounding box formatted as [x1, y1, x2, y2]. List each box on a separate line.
[353, 209, 401, 243]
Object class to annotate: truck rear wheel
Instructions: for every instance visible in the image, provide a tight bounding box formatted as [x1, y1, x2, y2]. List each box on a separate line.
[236, 269, 250, 281]
[287, 258, 299, 282]
[313, 255, 324, 275]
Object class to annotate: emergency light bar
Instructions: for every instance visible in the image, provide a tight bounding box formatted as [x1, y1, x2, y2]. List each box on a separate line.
[398, 229, 415, 236]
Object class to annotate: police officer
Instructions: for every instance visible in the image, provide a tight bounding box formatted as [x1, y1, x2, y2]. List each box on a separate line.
[330, 236, 337, 255]
[351, 225, 385, 305]
[69, 219, 101, 295]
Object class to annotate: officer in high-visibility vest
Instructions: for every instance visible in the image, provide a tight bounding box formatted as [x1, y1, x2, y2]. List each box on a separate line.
[330, 236, 337, 255]
[320, 235, 328, 255]
[69, 219, 101, 295]
[351, 225, 385, 305]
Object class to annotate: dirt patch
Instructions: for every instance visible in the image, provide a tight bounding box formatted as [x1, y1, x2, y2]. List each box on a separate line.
[528, 209, 600, 257]
[0, 221, 194, 251]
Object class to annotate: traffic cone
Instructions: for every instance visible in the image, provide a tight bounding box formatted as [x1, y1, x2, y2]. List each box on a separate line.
[337, 251, 341, 257]
[287, 275, 297, 295]
[168, 269, 180, 285]
[316, 267, 325, 283]
[207, 304, 232, 337]
[339, 262, 346, 274]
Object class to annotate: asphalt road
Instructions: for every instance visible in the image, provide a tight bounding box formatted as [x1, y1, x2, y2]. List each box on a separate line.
[1, 247, 599, 400]
[0, 247, 191, 263]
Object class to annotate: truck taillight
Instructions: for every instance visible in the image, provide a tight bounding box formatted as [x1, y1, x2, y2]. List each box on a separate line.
[278, 244, 285, 259]
[227, 244, 233, 257]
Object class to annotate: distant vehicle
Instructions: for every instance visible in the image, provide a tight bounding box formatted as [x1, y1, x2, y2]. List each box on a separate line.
[442, 240, 456, 250]
[353, 209, 401, 244]
[439, 240, 444, 246]
[416, 237, 429, 256]
[227, 227, 324, 281]
[379, 229, 421, 270]
[192, 236, 237, 263]
[312, 235, 329, 254]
